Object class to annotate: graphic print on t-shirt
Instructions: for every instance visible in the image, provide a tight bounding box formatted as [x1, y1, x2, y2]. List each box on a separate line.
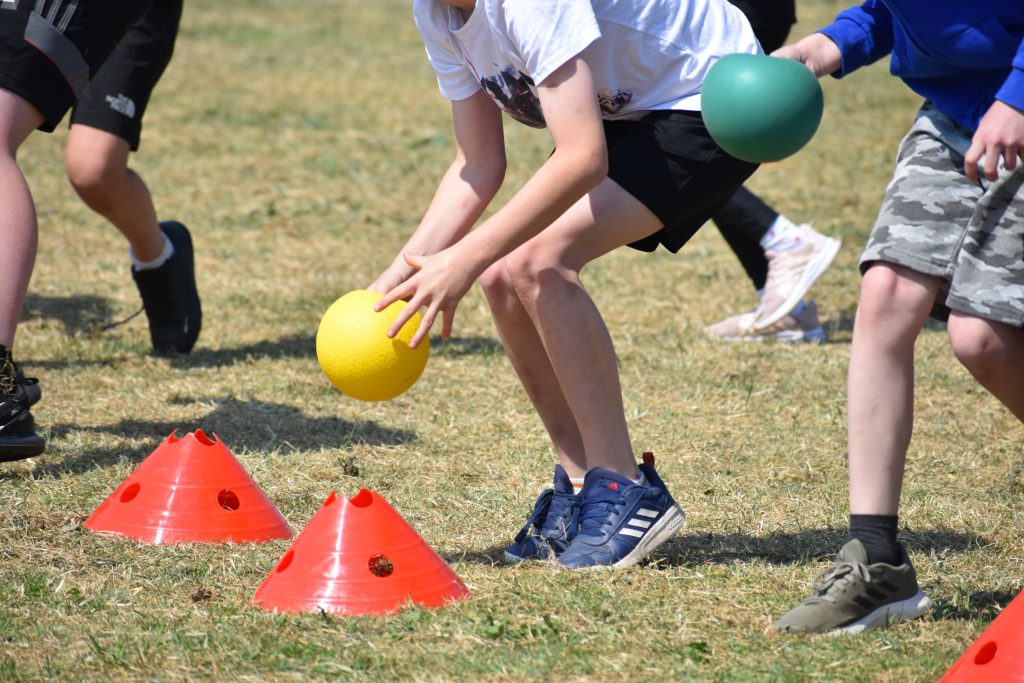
[480, 65, 636, 128]
[481, 66, 545, 128]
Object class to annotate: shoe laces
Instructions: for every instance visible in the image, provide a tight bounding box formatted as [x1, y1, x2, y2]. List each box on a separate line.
[0, 350, 16, 396]
[811, 560, 872, 601]
[514, 489, 580, 543]
[577, 492, 625, 537]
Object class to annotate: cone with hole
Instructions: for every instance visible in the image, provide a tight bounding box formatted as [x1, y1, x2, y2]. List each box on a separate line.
[252, 488, 469, 615]
[83, 429, 292, 544]
[939, 590, 1024, 682]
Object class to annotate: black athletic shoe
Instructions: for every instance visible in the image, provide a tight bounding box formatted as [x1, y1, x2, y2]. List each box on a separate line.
[0, 347, 45, 462]
[14, 362, 40, 407]
[132, 221, 202, 354]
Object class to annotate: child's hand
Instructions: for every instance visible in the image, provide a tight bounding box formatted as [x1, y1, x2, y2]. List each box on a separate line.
[772, 33, 841, 78]
[374, 247, 478, 349]
[367, 260, 415, 296]
[965, 100, 1024, 182]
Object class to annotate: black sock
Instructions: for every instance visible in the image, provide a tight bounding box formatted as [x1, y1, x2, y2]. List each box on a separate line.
[849, 514, 900, 565]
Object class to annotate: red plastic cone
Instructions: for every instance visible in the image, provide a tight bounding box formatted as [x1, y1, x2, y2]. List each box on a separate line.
[252, 488, 469, 615]
[84, 429, 292, 544]
[940, 590, 1024, 682]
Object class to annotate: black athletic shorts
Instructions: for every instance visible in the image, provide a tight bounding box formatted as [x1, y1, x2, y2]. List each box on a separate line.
[71, 0, 182, 150]
[0, 1, 150, 132]
[606, 110, 759, 253]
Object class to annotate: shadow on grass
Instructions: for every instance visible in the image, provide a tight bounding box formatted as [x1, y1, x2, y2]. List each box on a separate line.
[448, 527, 985, 570]
[656, 527, 984, 567]
[5, 395, 413, 479]
[21, 293, 119, 337]
[168, 333, 315, 368]
[430, 336, 504, 358]
[930, 589, 1022, 624]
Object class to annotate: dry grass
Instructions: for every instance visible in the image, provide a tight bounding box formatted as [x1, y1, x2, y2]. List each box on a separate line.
[2, 1, 1022, 680]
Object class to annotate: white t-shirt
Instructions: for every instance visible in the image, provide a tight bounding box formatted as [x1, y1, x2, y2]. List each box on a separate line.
[413, 0, 760, 128]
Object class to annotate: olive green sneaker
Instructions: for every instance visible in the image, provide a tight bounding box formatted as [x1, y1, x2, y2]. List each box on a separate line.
[773, 539, 931, 634]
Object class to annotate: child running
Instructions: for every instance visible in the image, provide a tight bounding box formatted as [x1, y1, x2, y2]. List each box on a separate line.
[771, 1, 1024, 633]
[0, 2, 150, 462]
[370, 0, 761, 568]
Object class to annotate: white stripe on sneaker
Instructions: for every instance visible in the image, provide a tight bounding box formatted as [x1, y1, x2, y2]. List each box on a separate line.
[636, 508, 659, 518]
[619, 528, 644, 538]
[627, 519, 652, 529]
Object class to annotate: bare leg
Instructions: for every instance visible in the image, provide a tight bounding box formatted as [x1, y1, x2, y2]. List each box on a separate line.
[481, 177, 663, 479]
[847, 263, 942, 515]
[64, 124, 165, 261]
[480, 261, 587, 477]
[0, 90, 46, 348]
[947, 312, 1024, 422]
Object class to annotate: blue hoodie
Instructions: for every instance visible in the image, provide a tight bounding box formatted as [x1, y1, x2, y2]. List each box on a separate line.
[820, 1, 1024, 132]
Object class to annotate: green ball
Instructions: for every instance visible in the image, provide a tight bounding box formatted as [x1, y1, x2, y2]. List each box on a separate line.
[702, 53, 823, 163]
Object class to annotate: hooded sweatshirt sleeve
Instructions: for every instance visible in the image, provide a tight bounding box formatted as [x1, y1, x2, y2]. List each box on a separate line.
[995, 34, 1024, 113]
[818, 0, 894, 78]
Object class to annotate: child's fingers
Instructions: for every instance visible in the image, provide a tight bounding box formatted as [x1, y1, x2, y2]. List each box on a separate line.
[409, 304, 438, 348]
[964, 138, 984, 182]
[386, 296, 419, 338]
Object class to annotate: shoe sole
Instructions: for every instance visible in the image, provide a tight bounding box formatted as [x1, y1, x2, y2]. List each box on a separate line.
[716, 326, 826, 344]
[832, 590, 932, 635]
[612, 504, 686, 568]
[0, 432, 46, 462]
[754, 237, 841, 331]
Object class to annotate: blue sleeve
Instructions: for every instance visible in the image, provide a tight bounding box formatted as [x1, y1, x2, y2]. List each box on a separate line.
[817, 1, 894, 78]
[995, 35, 1024, 113]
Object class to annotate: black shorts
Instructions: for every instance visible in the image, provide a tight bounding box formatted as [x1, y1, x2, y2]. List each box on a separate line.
[71, 0, 182, 150]
[0, 1, 149, 132]
[606, 110, 758, 253]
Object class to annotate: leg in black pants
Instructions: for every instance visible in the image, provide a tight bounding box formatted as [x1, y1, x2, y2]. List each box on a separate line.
[705, 5, 840, 341]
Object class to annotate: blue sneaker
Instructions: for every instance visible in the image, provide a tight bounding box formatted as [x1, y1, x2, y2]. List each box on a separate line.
[558, 453, 685, 569]
[504, 465, 582, 563]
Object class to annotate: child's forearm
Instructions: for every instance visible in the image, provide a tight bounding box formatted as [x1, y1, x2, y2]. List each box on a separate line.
[453, 140, 606, 272]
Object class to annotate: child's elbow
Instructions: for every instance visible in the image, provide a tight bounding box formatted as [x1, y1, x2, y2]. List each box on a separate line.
[580, 148, 608, 190]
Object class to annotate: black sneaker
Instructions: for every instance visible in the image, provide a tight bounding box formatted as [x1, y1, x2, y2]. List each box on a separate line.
[131, 221, 202, 354]
[0, 347, 45, 462]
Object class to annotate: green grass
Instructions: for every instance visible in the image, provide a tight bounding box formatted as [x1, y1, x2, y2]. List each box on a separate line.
[3, 1, 1022, 680]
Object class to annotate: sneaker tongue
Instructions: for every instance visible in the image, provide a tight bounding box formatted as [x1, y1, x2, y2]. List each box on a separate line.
[551, 464, 574, 494]
[581, 467, 631, 500]
[837, 538, 870, 565]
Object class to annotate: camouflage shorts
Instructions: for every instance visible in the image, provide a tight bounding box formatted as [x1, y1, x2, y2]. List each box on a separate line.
[861, 102, 1024, 327]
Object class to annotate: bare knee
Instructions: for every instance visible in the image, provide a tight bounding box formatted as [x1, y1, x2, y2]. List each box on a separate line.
[855, 264, 938, 348]
[479, 260, 515, 304]
[948, 314, 1012, 382]
[503, 244, 576, 304]
[64, 145, 124, 203]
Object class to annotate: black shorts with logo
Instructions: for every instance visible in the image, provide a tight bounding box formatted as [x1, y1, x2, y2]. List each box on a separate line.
[606, 110, 759, 253]
[71, 0, 182, 150]
[0, 0, 149, 132]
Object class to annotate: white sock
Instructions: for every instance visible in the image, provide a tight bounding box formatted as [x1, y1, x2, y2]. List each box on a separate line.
[631, 472, 647, 487]
[569, 476, 585, 494]
[759, 215, 804, 252]
[131, 233, 174, 271]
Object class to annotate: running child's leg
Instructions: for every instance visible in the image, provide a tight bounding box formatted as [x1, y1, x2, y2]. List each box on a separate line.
[947, 313, 1024, 421]
[0, 90, 44, 348]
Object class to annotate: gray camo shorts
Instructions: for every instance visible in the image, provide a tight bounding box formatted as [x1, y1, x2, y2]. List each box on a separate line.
[861, 102, 1024, 327]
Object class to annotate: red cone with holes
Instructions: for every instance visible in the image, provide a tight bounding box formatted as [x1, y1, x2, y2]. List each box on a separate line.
[940, 590, 1024, 682]
[252, 488, 469, 615]
[83, 429, 292, 544]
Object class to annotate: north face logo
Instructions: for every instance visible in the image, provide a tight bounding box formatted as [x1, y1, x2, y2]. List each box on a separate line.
[105, 94, 136, 118]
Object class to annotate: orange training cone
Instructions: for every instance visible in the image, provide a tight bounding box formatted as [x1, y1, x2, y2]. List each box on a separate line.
[252, 488, 469, 615]
[940, 590, 1024, 682]
[84, 429, 292, 544]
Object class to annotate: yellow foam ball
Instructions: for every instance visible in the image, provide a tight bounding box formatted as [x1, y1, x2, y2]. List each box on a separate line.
[315, 290, 430, 401]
